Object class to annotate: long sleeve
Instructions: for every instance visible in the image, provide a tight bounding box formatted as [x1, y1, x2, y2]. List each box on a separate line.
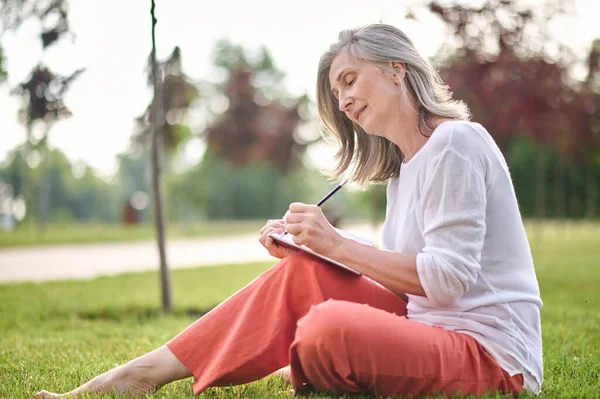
[382, 121, 542, 392]
[416, 147, 487, 307]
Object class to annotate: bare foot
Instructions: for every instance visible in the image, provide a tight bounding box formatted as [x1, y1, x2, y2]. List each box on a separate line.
[35, 346, 191, 398]
[36, 391, 67, 398]
[271, 366, 294, 394]
[35, 363, 154, 398]
[272, 365, 292, 383]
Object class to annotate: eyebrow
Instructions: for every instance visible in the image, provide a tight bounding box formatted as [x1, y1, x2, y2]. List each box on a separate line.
[335, 68, 350, 83]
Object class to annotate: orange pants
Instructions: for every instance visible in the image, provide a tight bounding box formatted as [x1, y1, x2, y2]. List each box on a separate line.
[167, 253, 523, 397]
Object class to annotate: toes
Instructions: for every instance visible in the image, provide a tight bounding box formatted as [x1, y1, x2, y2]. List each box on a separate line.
[36, 390, 64, 398]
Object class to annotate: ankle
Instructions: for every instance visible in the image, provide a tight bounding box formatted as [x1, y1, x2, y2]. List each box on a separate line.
[120, 360, 159, 393]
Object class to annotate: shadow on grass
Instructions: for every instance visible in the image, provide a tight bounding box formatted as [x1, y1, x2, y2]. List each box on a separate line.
[77, 306, 214, 322]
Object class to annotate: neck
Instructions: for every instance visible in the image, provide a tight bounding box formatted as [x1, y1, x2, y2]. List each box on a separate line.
[383, 104, 431, 163]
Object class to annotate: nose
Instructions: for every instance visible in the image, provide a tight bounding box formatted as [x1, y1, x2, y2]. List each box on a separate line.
[338, 94, 352, 112]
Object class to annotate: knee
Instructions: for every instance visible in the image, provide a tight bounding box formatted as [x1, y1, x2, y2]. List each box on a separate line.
[275, 252, 326, 278]
[293, 300, 349, 356]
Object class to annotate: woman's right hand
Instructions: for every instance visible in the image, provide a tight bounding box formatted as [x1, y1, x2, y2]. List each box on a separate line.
[259, 219, 295, 260]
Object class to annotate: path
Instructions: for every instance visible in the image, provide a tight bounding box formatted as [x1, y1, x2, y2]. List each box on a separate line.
[0, 224, 379, 283]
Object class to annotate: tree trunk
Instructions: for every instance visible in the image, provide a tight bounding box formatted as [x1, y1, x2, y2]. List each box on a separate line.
[150, 0, 172, 313]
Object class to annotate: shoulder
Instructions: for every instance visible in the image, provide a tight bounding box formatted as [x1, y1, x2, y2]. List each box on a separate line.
[426, 120, 491, 157]
[417, 120, 499, 182]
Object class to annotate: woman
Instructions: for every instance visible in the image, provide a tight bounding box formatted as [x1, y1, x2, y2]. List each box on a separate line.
[37, 24, 543, 398]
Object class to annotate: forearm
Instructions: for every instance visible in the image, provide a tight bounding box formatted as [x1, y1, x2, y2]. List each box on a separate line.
[329, 238, 426, 299]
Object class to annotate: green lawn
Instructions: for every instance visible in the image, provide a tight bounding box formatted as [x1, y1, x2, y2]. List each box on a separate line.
[1, 222, 599, 398]
[0, 220, 264, 248]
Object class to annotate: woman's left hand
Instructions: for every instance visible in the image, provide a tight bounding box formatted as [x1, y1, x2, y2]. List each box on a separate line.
[284, 202, 345, 256]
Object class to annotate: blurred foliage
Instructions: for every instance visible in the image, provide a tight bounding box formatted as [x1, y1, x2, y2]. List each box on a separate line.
[211, 38, 286, 98]
[429, 0, 599, 160]
[166, 148, 323, 221]
[1, 0, 81, 135]
[0, 44, 6, 83]
[165, 39, 321, 221]
[587, 38, 600, 94]
[10, 65, 84, 136]
[426, 0, 600, 220]
[117, 150, 151, 204]
[115, 39, 323, 223]
[0, 146, 118, 224]
[133, 46, 200, 153]
[0, 0, 71, 48]
[203, 40, 314, 173]
[0, 0, 86, 230]
[1, 0, 82, 142]
[3, 0, 600, 227]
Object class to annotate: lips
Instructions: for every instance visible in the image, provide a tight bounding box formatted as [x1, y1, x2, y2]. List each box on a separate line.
[354, 106, 366, 122]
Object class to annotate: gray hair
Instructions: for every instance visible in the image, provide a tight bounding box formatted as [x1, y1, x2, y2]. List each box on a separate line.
[316, 24, 471, 186]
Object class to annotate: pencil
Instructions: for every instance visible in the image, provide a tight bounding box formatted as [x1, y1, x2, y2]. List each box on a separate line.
[282, 180, 348, 236]
[316, 179, 348, 207]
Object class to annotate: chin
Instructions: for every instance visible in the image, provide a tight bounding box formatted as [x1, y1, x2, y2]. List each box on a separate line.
[357, 123, 372, 135]
[357, 120, 379, 137]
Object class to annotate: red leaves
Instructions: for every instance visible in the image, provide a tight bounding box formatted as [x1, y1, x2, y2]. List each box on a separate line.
[204, 66, 308, 172]
[430, 0, 599, 165]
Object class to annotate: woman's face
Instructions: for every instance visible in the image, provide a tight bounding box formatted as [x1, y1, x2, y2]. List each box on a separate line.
[329, 52, 402, 137]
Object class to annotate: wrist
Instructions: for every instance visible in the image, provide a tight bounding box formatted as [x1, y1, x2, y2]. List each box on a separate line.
[328, 234, 351, 261]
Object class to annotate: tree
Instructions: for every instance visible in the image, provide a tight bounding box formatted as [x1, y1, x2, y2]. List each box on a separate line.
[132, 46, 200, 154]
[1, 0, 83, 230]
[11, 65, 84, 142]
[163, 40, 323, 221]
[0, 145, 118, 223]
[582, 39, 600, 218]
[189, 40, 316, 219]
[423, 0, 600, 220]
[204, 65, 309, 172]
[149, 0, 171, 313]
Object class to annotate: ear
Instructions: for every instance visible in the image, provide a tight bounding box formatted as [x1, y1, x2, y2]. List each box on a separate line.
[389, 61, 406, 84]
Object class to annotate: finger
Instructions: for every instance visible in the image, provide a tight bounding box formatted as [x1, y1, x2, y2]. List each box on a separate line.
[259, 226, 275, 246]
[269, 244, 293, 259]
[285, 222, 303, 236]
[259, 219, 283, 235]
[264, 227, 285, 248]
[288, 202, 309, 213]
[265, 232, 275, 247]
[260, 220, 285, 235]
[259, 221, 271, 235]
[269, 247, 285, 259]
[284, 212, 304, 225]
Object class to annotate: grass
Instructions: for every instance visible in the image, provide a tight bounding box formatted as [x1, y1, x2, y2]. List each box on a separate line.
[0, 220, 264, 248]
[1, 221, 599, 398]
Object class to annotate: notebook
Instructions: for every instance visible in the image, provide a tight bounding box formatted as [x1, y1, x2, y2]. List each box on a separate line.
[268, 228, 373, 276]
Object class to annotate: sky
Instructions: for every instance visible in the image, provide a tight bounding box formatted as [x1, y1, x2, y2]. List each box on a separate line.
[1, 0, 600, 177]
